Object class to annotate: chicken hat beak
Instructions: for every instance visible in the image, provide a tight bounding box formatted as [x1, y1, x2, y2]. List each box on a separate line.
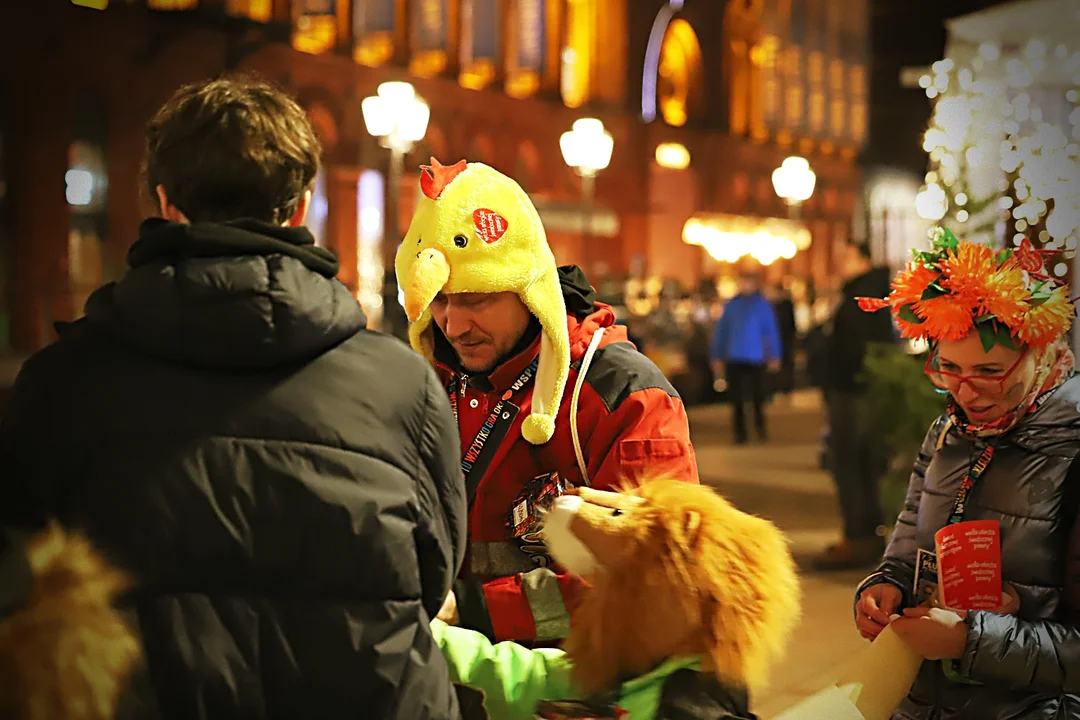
[404, 248, 451, 323]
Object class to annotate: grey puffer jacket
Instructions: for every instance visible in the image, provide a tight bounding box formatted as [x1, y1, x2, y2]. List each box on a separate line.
[857, 374, 1080, 719]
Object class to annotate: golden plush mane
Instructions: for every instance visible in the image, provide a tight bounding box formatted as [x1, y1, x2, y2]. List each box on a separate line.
[0, 524, 140, 720]
[563, 479, 801, 696]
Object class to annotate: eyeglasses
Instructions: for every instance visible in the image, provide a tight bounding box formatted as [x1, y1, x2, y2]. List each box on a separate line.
[924, 350, 1028, 397]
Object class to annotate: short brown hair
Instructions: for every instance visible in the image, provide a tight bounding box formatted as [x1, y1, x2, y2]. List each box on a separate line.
[144, 74, 321, 224]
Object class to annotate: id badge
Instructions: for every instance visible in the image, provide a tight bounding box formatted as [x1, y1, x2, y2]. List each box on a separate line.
[535, 700, 628, 719]
[506, 471, 569, 568]
[914, 548, 939, 606]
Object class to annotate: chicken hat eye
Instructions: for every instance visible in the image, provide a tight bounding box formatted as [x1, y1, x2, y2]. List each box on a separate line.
[453, 234, 468, 248]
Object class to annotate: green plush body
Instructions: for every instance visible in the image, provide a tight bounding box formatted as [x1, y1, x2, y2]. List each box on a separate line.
[432, 619, 701, 719]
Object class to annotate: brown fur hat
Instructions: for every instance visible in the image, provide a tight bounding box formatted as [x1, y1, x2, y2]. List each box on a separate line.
[0, 523, 141, 720]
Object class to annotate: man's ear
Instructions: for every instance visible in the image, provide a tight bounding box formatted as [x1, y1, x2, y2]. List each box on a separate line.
[155, 185, 190, 224]
[286, 188, 312, 227]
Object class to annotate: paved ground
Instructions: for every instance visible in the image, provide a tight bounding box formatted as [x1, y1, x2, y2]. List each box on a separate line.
[687, 392, 870, 718]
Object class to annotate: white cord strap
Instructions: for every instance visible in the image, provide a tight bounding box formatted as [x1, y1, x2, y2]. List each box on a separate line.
[570, 327, 605, 486]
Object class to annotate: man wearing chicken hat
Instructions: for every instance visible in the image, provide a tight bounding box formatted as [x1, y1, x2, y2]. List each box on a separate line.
[397, 158, 698, 645]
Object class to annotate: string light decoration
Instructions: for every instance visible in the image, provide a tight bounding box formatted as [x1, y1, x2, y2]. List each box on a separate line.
[920, 39, 1080, 278]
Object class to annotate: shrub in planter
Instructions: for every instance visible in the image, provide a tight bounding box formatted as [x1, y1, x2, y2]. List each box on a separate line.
[858, 343, 947, 527]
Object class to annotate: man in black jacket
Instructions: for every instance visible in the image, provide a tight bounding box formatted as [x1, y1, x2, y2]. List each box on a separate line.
[0, 76, 466, 719]
[814, 243, 897, 571]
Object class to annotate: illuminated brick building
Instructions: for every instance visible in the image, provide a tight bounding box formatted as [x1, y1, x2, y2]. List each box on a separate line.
[0, 0, 868, 353]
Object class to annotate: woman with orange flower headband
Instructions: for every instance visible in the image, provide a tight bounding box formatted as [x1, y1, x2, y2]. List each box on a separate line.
[851, 228, 1080, 719]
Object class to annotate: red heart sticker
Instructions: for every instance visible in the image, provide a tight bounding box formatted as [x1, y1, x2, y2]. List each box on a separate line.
[473, 208, 509, 244]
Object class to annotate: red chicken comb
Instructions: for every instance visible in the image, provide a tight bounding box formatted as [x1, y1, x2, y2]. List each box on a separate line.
[420, 158, 468, 200]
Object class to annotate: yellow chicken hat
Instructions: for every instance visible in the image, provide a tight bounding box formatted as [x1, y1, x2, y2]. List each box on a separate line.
[396, 158, 570, 445]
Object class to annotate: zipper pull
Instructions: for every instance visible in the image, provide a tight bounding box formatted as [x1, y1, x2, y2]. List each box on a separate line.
[460, 374, 469, 397]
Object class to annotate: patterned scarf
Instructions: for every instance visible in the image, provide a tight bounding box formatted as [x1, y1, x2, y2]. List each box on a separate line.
[947, 340, 1076, 439]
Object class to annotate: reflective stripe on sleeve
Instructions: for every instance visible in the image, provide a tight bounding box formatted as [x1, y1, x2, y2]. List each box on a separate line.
[520, 568, 572, 641]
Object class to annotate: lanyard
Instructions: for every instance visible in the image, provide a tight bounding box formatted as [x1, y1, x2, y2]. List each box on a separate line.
[947, 442, 995, 526]
[448, 358, 539, 479]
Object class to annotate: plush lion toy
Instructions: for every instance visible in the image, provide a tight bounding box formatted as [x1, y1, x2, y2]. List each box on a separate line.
[0, 523, 141, 720]
[433, 479, 801, 720]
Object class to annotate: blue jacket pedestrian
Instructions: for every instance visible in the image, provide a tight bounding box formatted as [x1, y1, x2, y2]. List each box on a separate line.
[710, 291, 783, 366]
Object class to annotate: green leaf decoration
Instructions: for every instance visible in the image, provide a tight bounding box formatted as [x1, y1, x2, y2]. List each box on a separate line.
[996, 249, 1013, 265]
[920, 283, 949, 300]
[898, 304, 923, 324]
[977, 321, 995, 353]
[977, 319, 1016, 352]
[1030, 292, 1052, 307]
[940, 228, 960, 251]
[974, 313, 995, 324]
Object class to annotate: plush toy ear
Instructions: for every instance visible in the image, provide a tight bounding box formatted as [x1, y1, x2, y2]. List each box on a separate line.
[680, 509, 702, 549]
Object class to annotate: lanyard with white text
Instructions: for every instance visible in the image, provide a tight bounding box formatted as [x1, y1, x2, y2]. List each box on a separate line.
[447, 358, 538, 479]
[947, 442, 995, 526]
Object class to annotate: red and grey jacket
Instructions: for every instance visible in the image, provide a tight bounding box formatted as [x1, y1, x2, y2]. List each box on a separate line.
[432, 268, 699, 644]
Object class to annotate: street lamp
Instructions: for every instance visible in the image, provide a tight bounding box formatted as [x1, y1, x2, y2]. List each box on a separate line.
[771, 156, 817, 215]
[361, 81, 430, 337]
[560, 118, 614, 277]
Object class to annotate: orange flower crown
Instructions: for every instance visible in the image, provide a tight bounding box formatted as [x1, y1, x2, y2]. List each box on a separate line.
[857, 228, 1075, 351]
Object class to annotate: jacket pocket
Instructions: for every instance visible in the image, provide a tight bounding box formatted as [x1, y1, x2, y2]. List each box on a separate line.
[617, 438, 686, 465]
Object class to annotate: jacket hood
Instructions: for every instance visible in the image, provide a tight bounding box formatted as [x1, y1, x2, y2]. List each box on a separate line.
[83, 218, 366, 371]
[1008, 373, 1080, 450]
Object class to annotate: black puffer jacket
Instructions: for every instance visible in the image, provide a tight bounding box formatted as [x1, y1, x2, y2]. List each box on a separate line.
[858, 375, 1080, 719]
[824, 266, 896, 392]
[0, 219, 466, 719]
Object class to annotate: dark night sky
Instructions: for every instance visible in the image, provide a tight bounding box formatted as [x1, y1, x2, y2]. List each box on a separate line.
[866, 0, 1011, 174]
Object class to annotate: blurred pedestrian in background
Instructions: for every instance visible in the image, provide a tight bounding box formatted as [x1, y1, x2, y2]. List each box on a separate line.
[710, 271, 783, 444]
[771, 281, 798, 402]
[815, 243, 896, 570]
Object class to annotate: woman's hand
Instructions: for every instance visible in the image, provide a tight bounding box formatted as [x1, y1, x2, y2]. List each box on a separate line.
[855, 583, 903, 640]
[889, 607, 968, 660]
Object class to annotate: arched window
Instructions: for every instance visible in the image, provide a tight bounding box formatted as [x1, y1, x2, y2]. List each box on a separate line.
[226, 0, 272, 22]
[560, 0, 593, 108]
[641, 4, 704, 126]
[506, 0, 548, 99]
[656, 19, 704, 127]
[353, 0, 397, 67]
[724, 1, 762, 136]
[782, 0, 807, 133]
[409, 0, 451, 77]
[292, 0, 338, 55]
[147, 0, 198, 9]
